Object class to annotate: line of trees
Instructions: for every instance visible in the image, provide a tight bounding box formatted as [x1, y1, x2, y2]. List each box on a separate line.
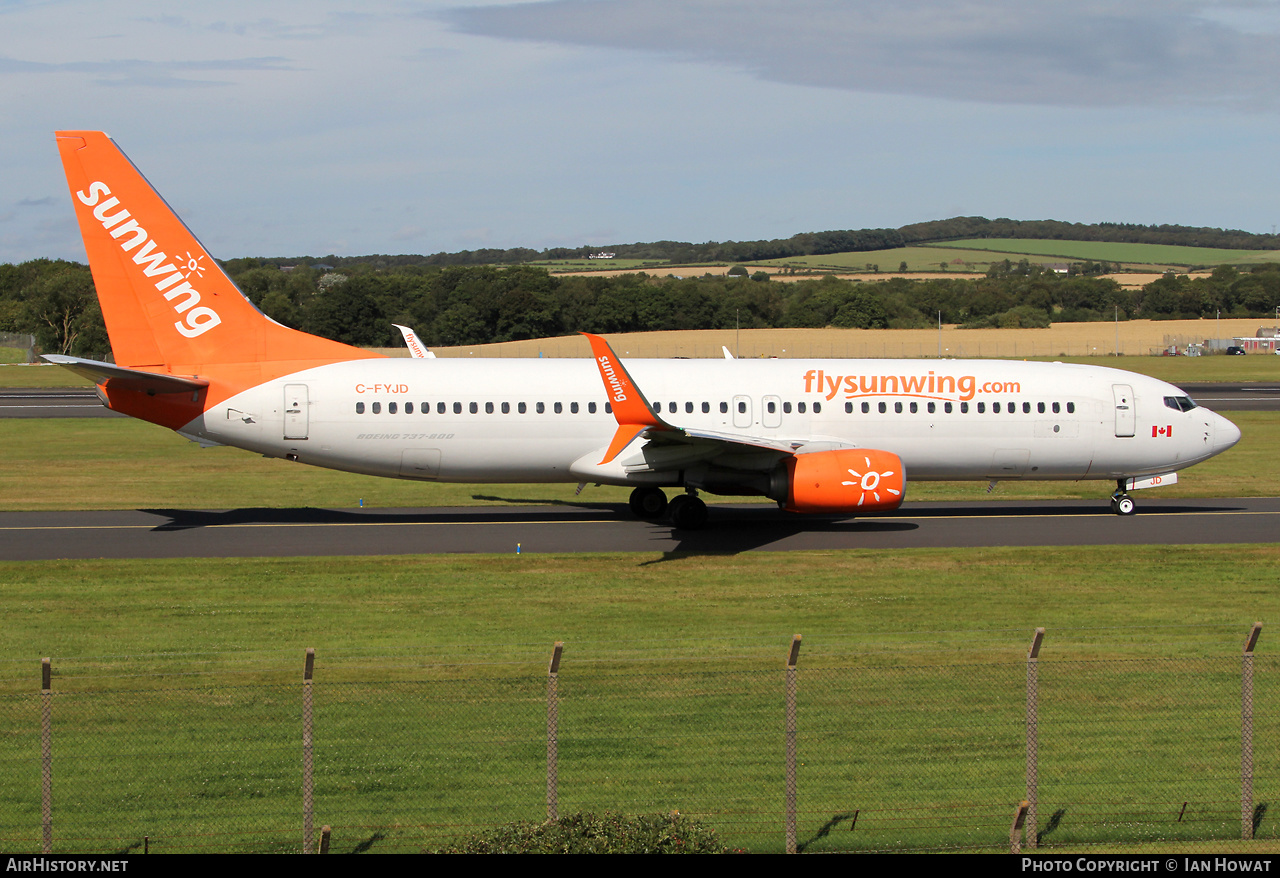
[4, 258, 1278, 361]
[245, 217, 1280, 271]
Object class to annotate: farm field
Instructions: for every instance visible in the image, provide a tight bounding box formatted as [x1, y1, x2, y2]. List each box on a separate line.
[412, 320, 1278, 364]
[941, 238, 1280, 267]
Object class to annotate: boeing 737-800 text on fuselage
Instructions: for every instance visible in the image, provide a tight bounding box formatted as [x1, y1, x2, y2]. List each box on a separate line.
[47, 131, 1241, 529]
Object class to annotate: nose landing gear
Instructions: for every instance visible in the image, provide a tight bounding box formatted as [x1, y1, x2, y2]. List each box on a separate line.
[1110, 480, 1136, 516]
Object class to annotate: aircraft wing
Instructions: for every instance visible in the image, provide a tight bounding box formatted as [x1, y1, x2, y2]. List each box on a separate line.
[42, 354, 209, 395]
[581, 333, 851, 472]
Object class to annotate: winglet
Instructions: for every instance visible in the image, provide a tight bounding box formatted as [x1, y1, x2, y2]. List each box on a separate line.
[581, 332, 674, 463]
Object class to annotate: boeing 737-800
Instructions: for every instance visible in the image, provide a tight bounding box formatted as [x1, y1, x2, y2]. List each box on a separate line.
[47, 131, 1242, 528]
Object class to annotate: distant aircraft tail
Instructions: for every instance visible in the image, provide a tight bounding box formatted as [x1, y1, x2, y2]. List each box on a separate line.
[54, 131, 381, 425]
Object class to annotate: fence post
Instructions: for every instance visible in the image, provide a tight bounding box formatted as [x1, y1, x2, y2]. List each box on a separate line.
[1026, 628, 1044, 849]
[303, 648, 315, 854]
[41, 658, 51, 855]
[547, 641, 563, 823]
[1010, 800, 1029, 854]
[785, 635, 802, 854]
[1242, 623, 1261, 841]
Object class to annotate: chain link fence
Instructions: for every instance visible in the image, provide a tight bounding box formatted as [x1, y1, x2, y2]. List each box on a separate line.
[0, 628, 1272, 854]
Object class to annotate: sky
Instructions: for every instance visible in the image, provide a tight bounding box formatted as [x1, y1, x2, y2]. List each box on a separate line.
[2, 0, 1279, 264]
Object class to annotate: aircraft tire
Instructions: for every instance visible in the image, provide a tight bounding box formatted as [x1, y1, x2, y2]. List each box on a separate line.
[667, 494, 708, 530]
[629, 487, 668, 519]
[1114, 494, 1136, 516]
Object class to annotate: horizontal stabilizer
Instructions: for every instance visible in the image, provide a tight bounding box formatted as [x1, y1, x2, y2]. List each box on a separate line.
[42, 354, 208, 394]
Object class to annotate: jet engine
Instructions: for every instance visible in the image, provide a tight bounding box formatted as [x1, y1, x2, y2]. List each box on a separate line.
[771, 448, 906, 514]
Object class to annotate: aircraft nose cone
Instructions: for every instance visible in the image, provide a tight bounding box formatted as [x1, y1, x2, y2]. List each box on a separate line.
[1214, 414, 1242, 453]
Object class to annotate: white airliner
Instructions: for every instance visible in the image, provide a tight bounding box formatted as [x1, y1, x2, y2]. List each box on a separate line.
[48, 131, 1241, 528]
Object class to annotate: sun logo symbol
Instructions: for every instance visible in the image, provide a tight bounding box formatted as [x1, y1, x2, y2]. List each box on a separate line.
[182, 251, 206, 279]
[842, 455, 901, 507]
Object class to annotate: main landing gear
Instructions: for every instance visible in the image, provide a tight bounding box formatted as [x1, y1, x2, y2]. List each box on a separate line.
[628, 487, 709, 530]
[1110, 480, 1136, 516]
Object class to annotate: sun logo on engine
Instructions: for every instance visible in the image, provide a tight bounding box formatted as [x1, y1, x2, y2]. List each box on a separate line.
[842, 456, 901, 507]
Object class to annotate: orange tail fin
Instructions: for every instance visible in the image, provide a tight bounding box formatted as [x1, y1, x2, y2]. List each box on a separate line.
[55, 131, 381, 424]
[56, 131, 381, 372]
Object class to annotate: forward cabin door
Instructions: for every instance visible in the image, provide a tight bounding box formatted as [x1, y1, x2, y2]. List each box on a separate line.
[284, 384, 309, 440]
[1113, 384, 1135, 438]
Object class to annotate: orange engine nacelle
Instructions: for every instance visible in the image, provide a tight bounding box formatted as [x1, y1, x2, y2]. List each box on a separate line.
[779, 448, 906, 514]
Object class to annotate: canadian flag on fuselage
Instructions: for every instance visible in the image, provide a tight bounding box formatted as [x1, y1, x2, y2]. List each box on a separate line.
[55, 131, 381, 423]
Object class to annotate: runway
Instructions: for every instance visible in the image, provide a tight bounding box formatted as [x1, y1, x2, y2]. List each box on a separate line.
[1, 382, 1277, 417]
[2, 497, 1277, 560]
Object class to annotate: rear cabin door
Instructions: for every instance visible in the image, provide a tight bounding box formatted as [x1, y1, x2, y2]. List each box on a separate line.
[284, 384, 309, 440]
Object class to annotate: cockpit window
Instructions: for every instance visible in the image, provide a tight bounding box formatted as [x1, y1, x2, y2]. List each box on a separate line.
[1164, 395, 1198, 412]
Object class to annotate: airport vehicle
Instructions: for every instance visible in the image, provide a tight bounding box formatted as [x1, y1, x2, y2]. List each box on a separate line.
[48, 130, 1242, 528]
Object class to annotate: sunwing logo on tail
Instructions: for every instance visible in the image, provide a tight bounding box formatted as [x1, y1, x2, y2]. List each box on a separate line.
[76, 181, 222, 338]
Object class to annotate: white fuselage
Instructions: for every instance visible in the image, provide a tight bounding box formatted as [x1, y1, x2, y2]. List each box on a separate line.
[181, 357, 1241, 494]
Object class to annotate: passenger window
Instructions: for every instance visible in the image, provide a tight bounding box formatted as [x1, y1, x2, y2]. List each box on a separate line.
[909, 402, 918, 414]
[438, 402, 446, 414]
[453, 402, 462, 414]
[554, 402, 563, 414]
[571, 402, 579, 414]
[945, 402, 953, 413]
[669, 402, 677, 414]
[720, 402, 728, 414]
[845, 402, 852, 413]
[862, 402, 870, 414]
[537, 402, 545, 414]
[589, 402, 597, 414]
[1052, 402, 1060, 414]
[701, 402, 709, 413]
[1067, 402, 1075, 414]
[518, 402, 527, 414]
[797, 402, 806, 414]
[372, 402, 381, 414]
[1023, 402, 1031, 414]
[813, 402, 821, 413]
[405, 402, 414, 414]
[895, 402, 903, 413]
[388, 402, 398, 414]
[784, 402, 792, 414]
[927, 402, 935, 414]
[767, 401, 776, 414]
[469, 402, 478, 414]
[685, 402, 693, 414]
[878, 402, 886, 413]
[961, 402, 969, 414]
[485, 402, 494, 414]
[652, 402, 661, 413]
[978, 402, 985, 413]
[605, 402, 613, 414]
[738, 401, 747, 413]
[355, 402, 365, 414]
[502, 402, 510, 414]
[992, 403, 999, 413]
[1038, 402, 1045, 414]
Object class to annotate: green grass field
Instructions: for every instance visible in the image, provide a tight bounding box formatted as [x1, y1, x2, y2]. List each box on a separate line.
[1, 548, 1277, 853]
[755, 239, 1280, 272]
